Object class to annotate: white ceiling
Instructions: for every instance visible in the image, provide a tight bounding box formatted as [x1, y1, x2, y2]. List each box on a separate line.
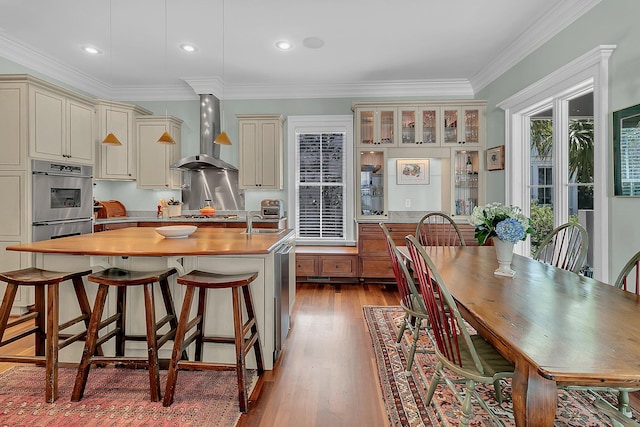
[0, 0, 600, 101]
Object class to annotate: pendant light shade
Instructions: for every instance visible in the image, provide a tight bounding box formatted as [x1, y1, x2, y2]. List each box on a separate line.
[102, 132, 122, 145]
[214, 0, 232, 146]
[102, 0, 121, 146]
[214, 130, 232, 145]
[157, 131, 176, 144]
[157, 0, 176, 145]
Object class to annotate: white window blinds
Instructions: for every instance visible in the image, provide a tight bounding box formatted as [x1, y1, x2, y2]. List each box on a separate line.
[295, 132, 345, 239]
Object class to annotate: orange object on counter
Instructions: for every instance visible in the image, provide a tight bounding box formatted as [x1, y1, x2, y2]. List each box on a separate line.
[96, 200, 127, 218]
[199, 206, 216, 216]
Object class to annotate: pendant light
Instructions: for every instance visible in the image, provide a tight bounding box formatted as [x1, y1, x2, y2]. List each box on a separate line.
[214, 0, 232, 145]
[102, 0, 122, 146]
[157, 0, 176, 144]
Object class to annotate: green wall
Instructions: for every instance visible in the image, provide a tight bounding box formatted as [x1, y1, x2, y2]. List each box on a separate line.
[477, 0, 640, 282]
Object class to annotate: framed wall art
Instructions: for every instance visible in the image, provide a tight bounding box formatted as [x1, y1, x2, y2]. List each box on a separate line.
[396, 159, 430, 185]
[613, 103, 640, 196]
[486, 146, 505, 171]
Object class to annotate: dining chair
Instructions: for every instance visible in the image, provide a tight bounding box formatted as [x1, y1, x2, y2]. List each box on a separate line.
[569, 249, 640, 422]
[415, 212, 466, 247]
[405, 235, 514, 426]
[534, 222, 588, 273]
[614, 250, 640, 293]
[380, 223, 429, 372]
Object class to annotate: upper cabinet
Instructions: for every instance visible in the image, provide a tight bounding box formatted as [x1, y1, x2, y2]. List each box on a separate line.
[355, 107, 396, 146]
[441, 105, 485, 146]
[398, 106, 440, 146]
[29, 84, 96, 165]
[96, 101, 152, 180]
[136, 116, 182, 190]
[237, 114, 284, 189]
[0, 80, 28, 170]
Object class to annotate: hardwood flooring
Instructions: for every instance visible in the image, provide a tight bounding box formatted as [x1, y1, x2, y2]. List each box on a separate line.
[0, 282, 400, 427]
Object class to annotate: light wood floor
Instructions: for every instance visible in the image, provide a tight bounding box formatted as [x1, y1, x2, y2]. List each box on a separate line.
[0, 282, 400, 427]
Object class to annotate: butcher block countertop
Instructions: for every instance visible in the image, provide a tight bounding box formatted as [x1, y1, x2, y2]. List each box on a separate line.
[6, 227, 294, 257]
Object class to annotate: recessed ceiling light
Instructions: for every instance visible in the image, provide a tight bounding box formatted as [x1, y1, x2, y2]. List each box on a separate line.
[275, 40, 292, 50]
[82, 46, 101, 55]
[180, 43, 198, 53]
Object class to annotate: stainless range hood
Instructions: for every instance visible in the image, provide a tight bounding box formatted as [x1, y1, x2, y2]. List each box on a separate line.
[171, 94, 244, 211]
[170, 94, 237, 171]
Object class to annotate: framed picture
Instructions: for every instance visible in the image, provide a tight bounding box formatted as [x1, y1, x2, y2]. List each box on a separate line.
[396, 159, 430, 185]
[486, 146, 505, 171]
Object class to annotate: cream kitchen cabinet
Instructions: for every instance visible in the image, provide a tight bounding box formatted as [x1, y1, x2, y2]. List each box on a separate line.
[441, 104, 485, 146]
[136, 116, 182, 190]
[398, 106, 440, 146]
[29, 84, 96, 164]
[355, 106, 397, 146]
[237, 114, 284, 189]
[96, 101, 152, 180]
[0, 80, 28, 170]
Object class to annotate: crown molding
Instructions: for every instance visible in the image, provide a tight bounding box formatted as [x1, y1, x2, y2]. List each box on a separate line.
[471, 0, 602, 93]
[0, 33, 110, 98]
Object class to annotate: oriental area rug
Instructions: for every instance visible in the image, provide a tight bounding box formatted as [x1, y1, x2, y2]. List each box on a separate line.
[364, 305, 640, 427]
[0, 366, 257, 426]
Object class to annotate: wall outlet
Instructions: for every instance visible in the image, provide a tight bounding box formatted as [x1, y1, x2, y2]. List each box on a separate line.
[405, 198, 411, 208]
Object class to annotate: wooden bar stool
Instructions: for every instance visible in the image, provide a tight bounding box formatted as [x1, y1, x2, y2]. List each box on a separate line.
[0, 267, 95, 402]
[163, 270, 264, 413]
[71, 267, 184, 402]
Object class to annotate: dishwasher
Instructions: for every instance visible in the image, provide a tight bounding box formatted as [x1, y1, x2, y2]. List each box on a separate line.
[274, 241, 292, 361]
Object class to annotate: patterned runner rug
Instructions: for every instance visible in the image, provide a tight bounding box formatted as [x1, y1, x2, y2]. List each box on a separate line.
[364, 305, 638, 426]
[0, 366, 257, 426]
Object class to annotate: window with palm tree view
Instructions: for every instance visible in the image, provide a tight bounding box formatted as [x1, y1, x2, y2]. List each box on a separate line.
[529, 92, 594, 276]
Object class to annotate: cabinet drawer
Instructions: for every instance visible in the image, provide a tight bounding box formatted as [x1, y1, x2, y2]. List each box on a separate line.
[100, 222, 137, 231]
[359, 257, 394, 278]
[296, 255, 318, 276]
[319, 255, 357, 277]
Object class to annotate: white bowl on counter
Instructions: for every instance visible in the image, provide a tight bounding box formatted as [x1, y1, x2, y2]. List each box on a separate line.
[155, 225, 198, 238]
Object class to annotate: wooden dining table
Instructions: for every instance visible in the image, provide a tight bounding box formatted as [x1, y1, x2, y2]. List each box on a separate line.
[397, 245, 640, 426]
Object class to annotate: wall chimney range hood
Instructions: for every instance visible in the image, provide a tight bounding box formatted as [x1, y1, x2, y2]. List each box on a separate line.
[170, 94, 237, 171]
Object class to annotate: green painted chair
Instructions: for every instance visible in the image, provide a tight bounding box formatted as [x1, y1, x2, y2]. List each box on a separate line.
[380, 223, 429, 372]
[415, 212, 466, 247]
[405, 234, 514, 426]
[534, 222, 588, 273]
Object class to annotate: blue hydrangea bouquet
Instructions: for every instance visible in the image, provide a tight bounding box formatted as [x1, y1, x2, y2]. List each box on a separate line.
[470, 202, 533, 245]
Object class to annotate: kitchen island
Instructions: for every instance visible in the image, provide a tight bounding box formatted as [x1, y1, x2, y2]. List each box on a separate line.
[6, 227, 295, 370]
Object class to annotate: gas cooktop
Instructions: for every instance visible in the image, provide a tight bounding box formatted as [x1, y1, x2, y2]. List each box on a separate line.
[178, 214, 239, 219]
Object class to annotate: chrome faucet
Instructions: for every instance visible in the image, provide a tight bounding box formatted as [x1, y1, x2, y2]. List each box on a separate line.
[246, 211, 263, 234]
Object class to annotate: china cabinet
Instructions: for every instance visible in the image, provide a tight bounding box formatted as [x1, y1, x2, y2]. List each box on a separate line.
[96, 100, 152, 180]
[353, 100, 486, 221]
[451, 148, 484, 217]
[398, 106, 440, 146]
[136, 116, 182, 190]
[355, 107, 396, 146]
[237, 114, 284, 189]
[357, 149, 387, 220]
[441, 105, 485, 146]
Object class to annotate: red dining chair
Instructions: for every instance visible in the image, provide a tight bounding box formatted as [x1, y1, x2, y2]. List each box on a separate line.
[380, 223, 429, 372]
[405, 235, 514, 426]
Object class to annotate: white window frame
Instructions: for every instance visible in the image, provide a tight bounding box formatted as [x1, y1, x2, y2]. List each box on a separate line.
[287, 115, 355, 246]
[498, 45, 615, 282]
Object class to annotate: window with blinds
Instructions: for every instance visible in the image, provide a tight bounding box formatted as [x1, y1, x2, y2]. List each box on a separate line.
[295, 132, 345, 239]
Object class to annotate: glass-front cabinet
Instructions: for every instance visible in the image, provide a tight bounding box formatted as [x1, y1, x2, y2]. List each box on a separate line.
[398, 106, 440, 146]
[451, 148, 484, 218]
[358, 150, 387, 220]
[442, 105, 485, 146]
[355, 107, 396, 146]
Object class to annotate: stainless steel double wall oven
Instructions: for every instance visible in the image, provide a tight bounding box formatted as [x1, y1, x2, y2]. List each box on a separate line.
[32, 160, 93, 241]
